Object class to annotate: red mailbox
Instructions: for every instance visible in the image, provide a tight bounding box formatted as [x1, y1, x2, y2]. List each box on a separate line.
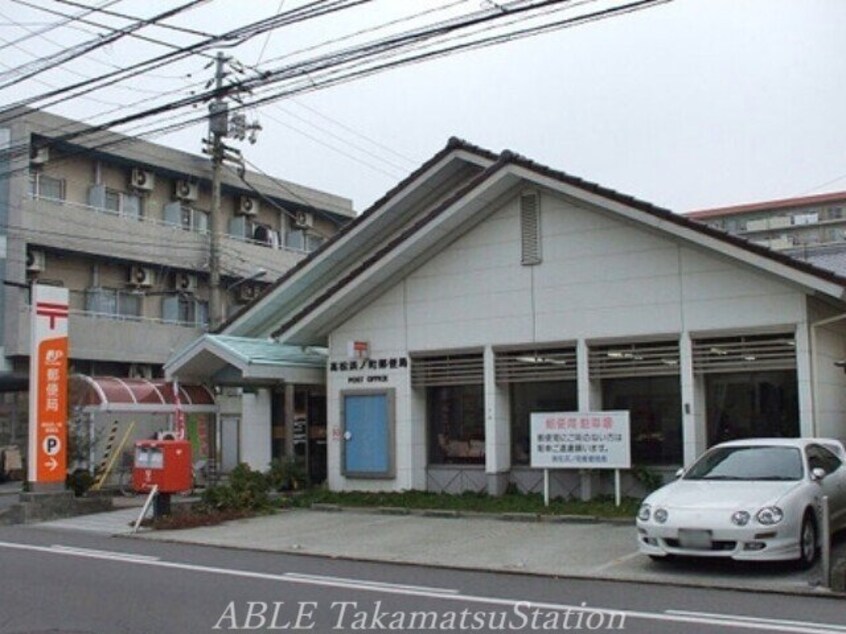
[132, 439, 192, 494]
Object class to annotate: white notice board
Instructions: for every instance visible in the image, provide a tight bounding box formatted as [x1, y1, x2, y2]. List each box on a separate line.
[530, 411, 631, 470]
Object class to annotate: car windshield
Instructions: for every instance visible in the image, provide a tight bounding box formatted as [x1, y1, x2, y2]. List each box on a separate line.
[684, 446, 804, 481]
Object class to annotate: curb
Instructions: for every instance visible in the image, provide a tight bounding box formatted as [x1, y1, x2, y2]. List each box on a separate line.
[308, 502, 634, 525]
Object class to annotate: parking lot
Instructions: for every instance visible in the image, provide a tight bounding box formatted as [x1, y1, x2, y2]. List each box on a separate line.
[133, 508, 845, 595]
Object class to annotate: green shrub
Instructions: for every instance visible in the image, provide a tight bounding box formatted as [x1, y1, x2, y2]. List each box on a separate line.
[266, 457, 308, 492]
[201, 463, 270, 512]
[632, 465, 664, 493]
[66, 468, 94, 497]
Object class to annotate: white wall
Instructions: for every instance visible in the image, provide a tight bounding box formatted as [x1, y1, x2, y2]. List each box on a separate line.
[807, 298, 846, 442]
[239, 388, 271, 472]
[327, 189, 818, 491]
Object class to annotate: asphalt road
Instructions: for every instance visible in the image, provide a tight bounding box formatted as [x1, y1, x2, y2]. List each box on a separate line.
[0, 525, 844, 634]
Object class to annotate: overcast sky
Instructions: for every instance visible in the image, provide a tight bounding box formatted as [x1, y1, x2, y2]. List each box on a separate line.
[3, 0, 844, 214]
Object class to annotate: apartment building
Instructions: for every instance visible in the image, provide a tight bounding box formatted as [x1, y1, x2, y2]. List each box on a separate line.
[686, 191, 846, 275]
[0, 108, 354, 452]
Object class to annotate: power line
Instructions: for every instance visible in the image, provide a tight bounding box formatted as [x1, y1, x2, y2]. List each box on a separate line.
[0, 9, 177, 97]
[0, 0, 122, 53]
[0, 0, 207, 93]
[0, 0, 373, 122]
[51, 0, 220, 40]
[262, 107, 407, 177]
[0, 0, 669, 189]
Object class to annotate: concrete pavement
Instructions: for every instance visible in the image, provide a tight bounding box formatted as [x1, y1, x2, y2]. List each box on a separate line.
[23, 493, 845, 595]
[130, 507, 842, 596]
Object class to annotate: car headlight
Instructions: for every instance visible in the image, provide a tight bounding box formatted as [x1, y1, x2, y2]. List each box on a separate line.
[755, 506, 784, 525]
[637, 503, 651, 522]
[731, 510, 750, 526]
[653, 508, 669, 524]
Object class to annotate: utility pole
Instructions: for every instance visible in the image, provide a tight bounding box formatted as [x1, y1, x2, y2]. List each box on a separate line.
[204, 52, 260, 330]
[207, 51, 227, 331]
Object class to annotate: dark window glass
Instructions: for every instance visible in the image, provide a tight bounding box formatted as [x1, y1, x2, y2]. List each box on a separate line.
[685, 446, 803, 481]
[706, 370, 798, 446]
[807, 445, 842, 476]
[510, 381, 577, 465]
[602, 376, 681, 465]
[428, 385, 484, 465]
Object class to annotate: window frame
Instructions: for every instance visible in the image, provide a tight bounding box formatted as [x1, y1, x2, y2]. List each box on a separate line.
[30, 172, 66, 201]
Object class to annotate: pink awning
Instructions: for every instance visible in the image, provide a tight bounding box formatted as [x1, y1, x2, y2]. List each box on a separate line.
[69, 375, 216, 412]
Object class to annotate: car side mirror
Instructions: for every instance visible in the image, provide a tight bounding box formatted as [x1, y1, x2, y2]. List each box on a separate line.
[811, 467, 827, 482]
[675, 467, 685, 479]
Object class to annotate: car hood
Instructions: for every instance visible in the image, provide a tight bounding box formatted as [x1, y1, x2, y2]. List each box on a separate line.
[646, 479, 801, 510]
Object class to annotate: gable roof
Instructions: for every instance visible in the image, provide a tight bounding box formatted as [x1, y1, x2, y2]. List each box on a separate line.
[221, 139, 846, 345]
[164, 334, 325, 384]
[217, 137, 495, 337]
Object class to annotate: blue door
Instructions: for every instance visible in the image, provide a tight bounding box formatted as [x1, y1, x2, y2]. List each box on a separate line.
[344, 393, 391, 477]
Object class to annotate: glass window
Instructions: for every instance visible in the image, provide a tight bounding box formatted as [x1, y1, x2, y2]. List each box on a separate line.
[104, 189, 121, 212]
[306, 233, 325, 252]
[602, 376, 682, 465]
[193, 209, 209, 233]
[175, 297, 208, 326]
[705, 370, 798, 446]
[828, 206, 843, 220]
[123, 193, 141, 219]
[30, 173, 65, 200]
[685, 446, 803, 481]
[286, 229, 305, 251]
[806, 445, 842, 476]
[177, 297, 196, 323]
[117, 291, 141, 318]
[428, 385, 485, 465]
[195, 300, 209, 327]
[178, 206, 208, 232]
[84, 288, 141, 318]
[510, 381, 577, 465]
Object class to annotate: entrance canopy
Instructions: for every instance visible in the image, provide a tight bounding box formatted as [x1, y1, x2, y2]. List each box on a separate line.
[163, 334, 326, 385]
[69, 375, 216, 413]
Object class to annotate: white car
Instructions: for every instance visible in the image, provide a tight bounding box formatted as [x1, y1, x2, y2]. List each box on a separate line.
[636, 438, 846, 568]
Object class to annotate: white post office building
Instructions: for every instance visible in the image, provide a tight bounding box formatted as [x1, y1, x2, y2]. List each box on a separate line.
[167, 139, 846, 497]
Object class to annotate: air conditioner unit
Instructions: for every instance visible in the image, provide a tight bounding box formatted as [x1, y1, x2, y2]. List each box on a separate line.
[128, 265, 155, 287]
[173, 271, 197, 293]
[175, 180, 199, 202]
[131, 168, 155, 191]
[239, 196, 258, 216]
[294, 210, 313, 229]
[29, 146, 49, 165]
[26, 249, 46, 272]
[237, 284, 259, 303]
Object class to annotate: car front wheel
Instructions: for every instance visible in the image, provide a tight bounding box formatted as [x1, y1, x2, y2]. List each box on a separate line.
[798, 512, 818, 570]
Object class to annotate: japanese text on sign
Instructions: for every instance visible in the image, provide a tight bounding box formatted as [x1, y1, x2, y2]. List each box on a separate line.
[530, 411, 630, 470]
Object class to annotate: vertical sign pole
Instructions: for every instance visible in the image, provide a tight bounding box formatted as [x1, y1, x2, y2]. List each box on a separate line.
[28, 284, 69, 490]
[614, 468, 621, 508]
[821, 496, 831, 589]
[543, 468, 550, 508]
